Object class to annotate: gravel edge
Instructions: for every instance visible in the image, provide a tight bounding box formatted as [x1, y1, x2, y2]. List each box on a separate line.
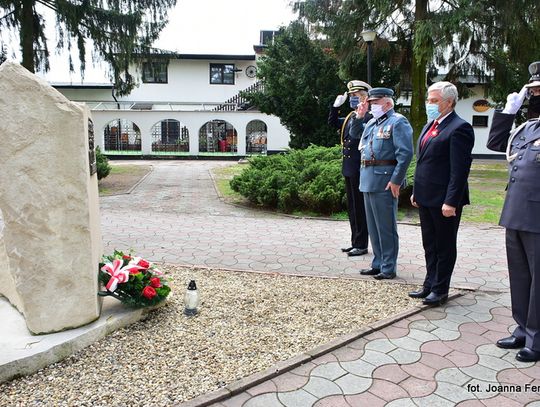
[178, 292, 462, 407]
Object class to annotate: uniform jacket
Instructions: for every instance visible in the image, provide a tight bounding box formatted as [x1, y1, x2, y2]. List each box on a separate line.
[413, 111, 475, 208]
[487, 111, 540, 233]
[355, 109, 413, 193]
[328, 106, 371, 177]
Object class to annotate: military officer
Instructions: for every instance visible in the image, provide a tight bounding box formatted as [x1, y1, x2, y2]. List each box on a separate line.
[356, 88, 413, 279]
[487, 61, 540, 362]
[328, 80, 372, 257]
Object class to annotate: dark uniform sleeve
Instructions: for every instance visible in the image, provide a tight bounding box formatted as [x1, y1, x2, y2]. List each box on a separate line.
[487, 111, 516, 152]
[349, 113, 372, 139]
[328, 106, 345, 129]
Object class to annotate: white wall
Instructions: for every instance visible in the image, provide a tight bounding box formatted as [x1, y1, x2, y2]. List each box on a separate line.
[89, 110, 290, 155]
[121, 59, 257, 103]
[57, 88, 114, 102]
[454, 85, 499, 156]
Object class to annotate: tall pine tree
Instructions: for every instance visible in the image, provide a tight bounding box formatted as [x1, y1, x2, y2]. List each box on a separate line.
[244, 21, 344, 148]
[297, 0, 540, 142]
[0, 0, 177, 94]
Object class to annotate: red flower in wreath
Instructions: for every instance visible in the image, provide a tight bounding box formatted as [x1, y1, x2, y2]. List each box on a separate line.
[138, 259, 151, 269]
[150, 277, 162, 288]
[142, 286, 157, 299]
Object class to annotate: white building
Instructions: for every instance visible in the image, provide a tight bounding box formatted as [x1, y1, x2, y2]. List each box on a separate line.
[53, 32, 291, 157]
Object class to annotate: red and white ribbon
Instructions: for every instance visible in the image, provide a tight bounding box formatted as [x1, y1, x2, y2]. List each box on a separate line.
[101, 259, 143, 292]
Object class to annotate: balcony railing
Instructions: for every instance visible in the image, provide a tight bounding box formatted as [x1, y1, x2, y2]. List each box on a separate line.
[88, 101, 238, 111]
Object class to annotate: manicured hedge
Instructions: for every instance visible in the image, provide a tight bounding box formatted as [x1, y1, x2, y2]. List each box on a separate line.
[230, 145, 415, 215]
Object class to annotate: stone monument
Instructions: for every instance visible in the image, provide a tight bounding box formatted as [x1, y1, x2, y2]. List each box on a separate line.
[0, 61, 102, 334]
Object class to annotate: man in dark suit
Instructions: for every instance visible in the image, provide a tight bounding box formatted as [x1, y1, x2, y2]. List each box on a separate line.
[329, 80, 372, 257]
[410, 81, 475, 306]
[486, 61, 540, 362]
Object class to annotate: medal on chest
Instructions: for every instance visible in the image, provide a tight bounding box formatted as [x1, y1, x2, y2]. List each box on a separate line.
[534, 139, 540, 147]
[376, 125, 392, 139]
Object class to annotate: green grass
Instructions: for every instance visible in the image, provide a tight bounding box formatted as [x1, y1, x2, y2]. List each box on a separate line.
[464, 161, 508, 223]
[211, 163, 249, 203]
[211, 160, 510, 225]
[98, 164, 151, 195]
[109, 165, 147, 175]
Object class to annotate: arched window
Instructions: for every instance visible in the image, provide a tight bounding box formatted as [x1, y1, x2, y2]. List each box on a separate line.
[246, 120, 267, 154]
[199, 120, 237, 154]
[151, 119, 189, 154]
[103, 119, 141, 153]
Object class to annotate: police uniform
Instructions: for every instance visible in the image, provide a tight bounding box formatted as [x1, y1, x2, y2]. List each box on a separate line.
[486, 61, 540, 361]
[487, 110, 540, 355]
[328, 80, 372, 254]
[357, 88, 413, 278]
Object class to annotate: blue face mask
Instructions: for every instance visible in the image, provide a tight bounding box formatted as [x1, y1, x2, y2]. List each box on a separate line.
[349, 96, 360, 109]
[426, 103, 440, 121]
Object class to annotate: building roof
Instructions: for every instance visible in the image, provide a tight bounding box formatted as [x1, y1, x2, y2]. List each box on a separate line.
[136, 49, 256, 61]
[51, 82, 113, 89]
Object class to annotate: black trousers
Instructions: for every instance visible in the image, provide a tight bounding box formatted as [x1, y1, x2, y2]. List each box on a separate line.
[344, 174, 368, 249]
[419, 205, 463, 295]
[506, 228, 540, 350]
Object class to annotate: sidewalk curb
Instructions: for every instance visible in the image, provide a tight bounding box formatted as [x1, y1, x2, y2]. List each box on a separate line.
[178, 292, 463, 407]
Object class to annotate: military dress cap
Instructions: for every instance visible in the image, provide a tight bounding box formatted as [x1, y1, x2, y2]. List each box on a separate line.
[367, 87, 395, 101]
[347, 80, 372, 94]
[525, 61, 540, 88]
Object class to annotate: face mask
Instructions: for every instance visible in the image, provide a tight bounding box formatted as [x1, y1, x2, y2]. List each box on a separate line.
[426, 103, 440, 121]
[370, 104, 385, 119]
[528, 95, 540, 119]
[349, 96, 360, 109]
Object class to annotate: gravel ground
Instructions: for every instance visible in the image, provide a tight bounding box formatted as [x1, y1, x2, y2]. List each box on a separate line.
[0, 266, 418, 406]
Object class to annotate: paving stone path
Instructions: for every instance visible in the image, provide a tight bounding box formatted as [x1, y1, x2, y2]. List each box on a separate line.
[100, 161, 539, 406]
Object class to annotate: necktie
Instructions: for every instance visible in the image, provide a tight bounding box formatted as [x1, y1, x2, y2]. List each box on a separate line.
[420, 120, 439, 150]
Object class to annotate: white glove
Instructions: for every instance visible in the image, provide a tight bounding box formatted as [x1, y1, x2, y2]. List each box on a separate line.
[502, 86, 528, 114]
[333, 92, 348, 107]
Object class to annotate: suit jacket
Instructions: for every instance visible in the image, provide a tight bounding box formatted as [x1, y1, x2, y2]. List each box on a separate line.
[413, 111, 475, 208]
[358, 109, 413, 193]
[328, 106, 371, 177]
[487, 111, 540, 233]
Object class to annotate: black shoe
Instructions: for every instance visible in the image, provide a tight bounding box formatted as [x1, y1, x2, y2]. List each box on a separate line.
[516, 347, 540, 362]
[360, 268, 380, 276]
[347, 248, 368, 257]
[422, 292, 448, 306]
[341, 246, 354, 253]
[373, 272, 396, 280]
[496, 335, 526, 349]
[408, 287, 431, 299]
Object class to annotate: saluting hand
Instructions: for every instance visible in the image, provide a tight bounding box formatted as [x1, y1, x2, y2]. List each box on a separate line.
[386, 182, 401, 199]
[442, 204, 456, 217]
[356, 100, 369, 118]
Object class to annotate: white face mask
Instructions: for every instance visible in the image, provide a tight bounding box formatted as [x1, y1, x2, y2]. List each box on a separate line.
[370, 104, 385, 119]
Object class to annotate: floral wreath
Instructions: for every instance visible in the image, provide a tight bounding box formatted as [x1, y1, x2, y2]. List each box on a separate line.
[98, 250, 171, 308]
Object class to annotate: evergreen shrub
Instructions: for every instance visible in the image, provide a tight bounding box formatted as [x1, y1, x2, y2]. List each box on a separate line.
[96, 146, 111, 180]
[230, 145, 344, 214]
[231, 145, 417, 215]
